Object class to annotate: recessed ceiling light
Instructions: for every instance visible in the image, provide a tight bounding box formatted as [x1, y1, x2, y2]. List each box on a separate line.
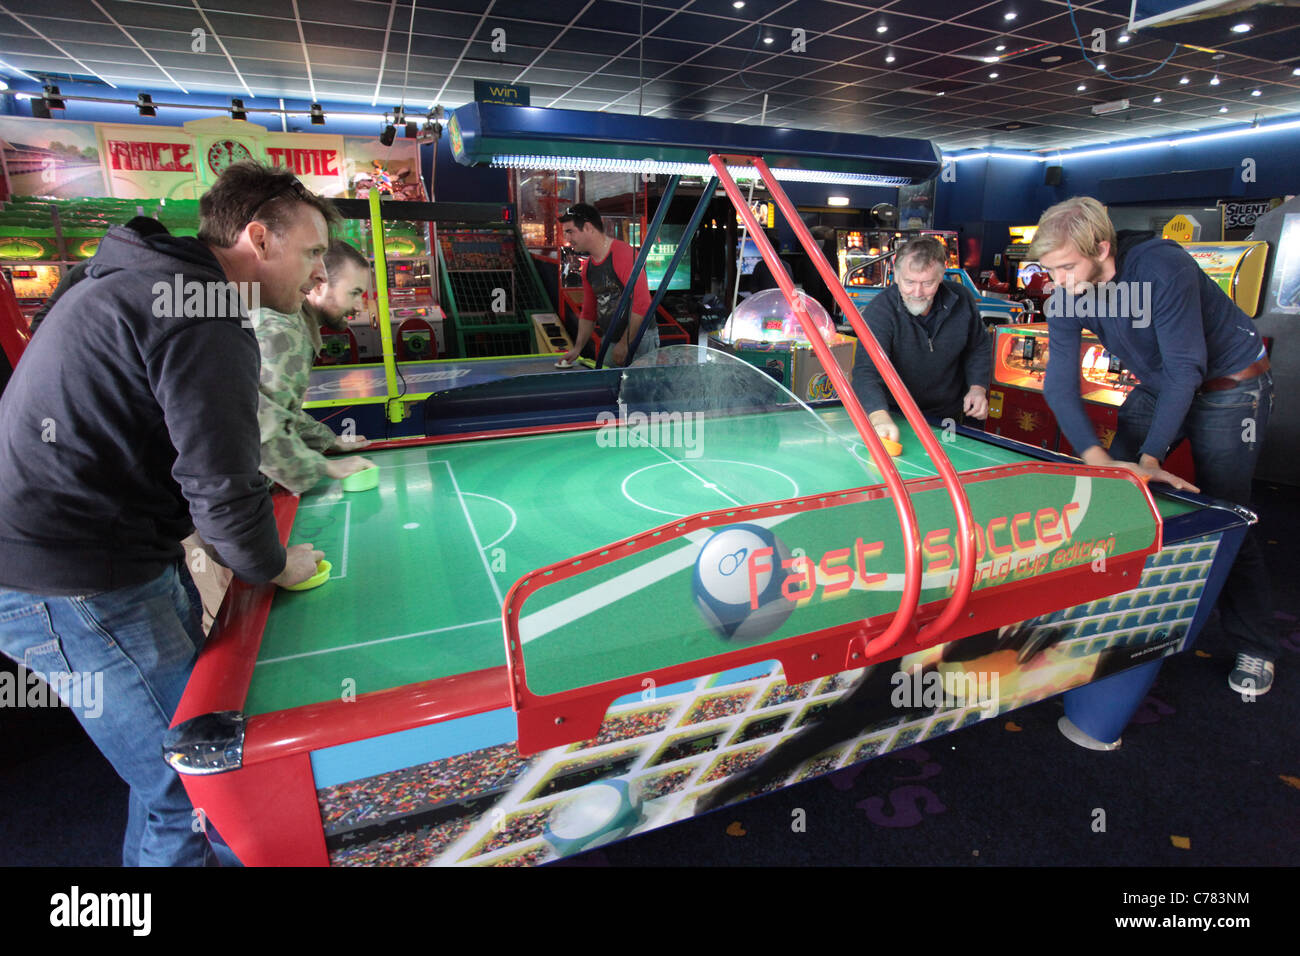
[1077, 84, 1087, 91]
[1004, 11, 1017, 21]
[732, 0, 744, 8]
[1153, 96, 1162, 103]
[996, 44, 1007, 52]
[1179, 76, 1190, 84]
[1219, 106, 1229, 112]
[1251, 89, 1261, 96]
[886, 54, 896, 63]
[936, 90, 945, 96]
[1231, 22, 1252, 33]
[876, 24, 888, 34]
[827, 195, 850, 206]
[1096, 62, 1106, 70]
[1118, 34, 1130, 43]
[989, 72, 999, 78]
[1041, 55, 1061, 63]
[1212, 53, 1225, 60]
[1294, 68, 1300, 76]
[762, 35, 773, 44]
[1210, 75, 1220, 85]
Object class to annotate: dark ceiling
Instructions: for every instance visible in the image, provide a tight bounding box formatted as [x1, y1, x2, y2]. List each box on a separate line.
[1, 0, 1298, 151]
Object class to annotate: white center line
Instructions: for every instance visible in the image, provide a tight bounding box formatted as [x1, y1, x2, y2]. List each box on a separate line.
[257, 617, 500, 665]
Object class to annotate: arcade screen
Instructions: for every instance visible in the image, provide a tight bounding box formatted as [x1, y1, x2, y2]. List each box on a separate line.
[642, 224, 691, 291]
[738, 237, 762, 276]
[1018, 261, 1048, 287]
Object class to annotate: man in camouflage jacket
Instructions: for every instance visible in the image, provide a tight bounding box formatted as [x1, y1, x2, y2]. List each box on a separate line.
[250, 240, 376, 493]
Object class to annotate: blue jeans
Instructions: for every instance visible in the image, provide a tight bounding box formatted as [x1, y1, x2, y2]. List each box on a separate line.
[1110, 372, 1278, 657]
[628, 322, 660, 363]
[0, 563, 231, 865]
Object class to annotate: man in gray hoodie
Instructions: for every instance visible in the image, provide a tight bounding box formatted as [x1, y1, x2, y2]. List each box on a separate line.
[850, 236, 991, 442]
[0, 162, 334, 865]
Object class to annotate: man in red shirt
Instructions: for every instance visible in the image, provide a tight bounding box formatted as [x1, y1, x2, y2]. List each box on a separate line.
[559, 203, 658, 366]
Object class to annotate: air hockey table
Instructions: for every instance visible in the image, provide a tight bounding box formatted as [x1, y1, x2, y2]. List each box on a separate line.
[168, 357, 1252, 867]
[304, 355, 579, 439]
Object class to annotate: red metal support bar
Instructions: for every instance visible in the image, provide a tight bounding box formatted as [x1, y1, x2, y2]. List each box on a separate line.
[707, 155, 922, 661]
[749, 155, 977, 648]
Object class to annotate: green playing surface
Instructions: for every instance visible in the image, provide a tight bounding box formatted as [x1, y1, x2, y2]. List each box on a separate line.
[244, 408, 1186, 716]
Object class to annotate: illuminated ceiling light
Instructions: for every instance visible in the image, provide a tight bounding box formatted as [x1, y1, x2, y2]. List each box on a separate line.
[1042, 54, 1062, 63]
[996, 44, 1006, 51]
[732, 1, 744, 7]
[1095, 62, 1106, 70]
[762, 35, 774, 44]
[1077, 84, 1086, 91]
[1219, 106, 1228, 112]
[486, 154, 912, 187]
[1294, 67, 1300, 75]
[827, 195, 850, 206]
[944, 151, 1044, 163]
[1209, 75, 1220, 85]
[1251, 89, 1261, 96]
[0, 79, 7, 91]
[876, 24, 888, 34]
[936, 90, 945, 95]
[1231, 22, 1251, 33]
[885, 53, 896, 63]
[1051, 120, 1300, 160]
[989, 72, 999, 78]
[1004, 11, 1017, 21]
[1179, 76, 1190, 84]
[1153, 95, 1162, 103]
[983, 56, 999, 63]
[1118, 33, 1130, 43]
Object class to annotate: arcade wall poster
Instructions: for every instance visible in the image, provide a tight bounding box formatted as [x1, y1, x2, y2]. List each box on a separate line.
[0, 116, 423, 202]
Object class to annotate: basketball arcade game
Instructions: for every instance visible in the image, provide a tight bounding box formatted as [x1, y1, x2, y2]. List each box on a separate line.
[166, 109, 1253, 865]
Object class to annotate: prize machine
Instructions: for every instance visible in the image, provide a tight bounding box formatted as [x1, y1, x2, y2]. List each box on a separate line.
[0, 196, 197, 324]
[986, 221, 1272, 483]
[710, 287, 859, 404]
[329, 214, 446, 365]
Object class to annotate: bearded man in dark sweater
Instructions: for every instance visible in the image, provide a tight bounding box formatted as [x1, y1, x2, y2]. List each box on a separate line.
[0, 162, 334, 865]
[850, 236, 992, 442]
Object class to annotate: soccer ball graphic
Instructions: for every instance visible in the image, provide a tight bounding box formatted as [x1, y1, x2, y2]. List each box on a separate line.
[692, 524, 796, 641]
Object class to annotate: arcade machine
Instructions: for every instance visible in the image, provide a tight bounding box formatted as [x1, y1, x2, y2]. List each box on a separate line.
[984, 324, 1200, 478]
[324, 215, 446, 365]
[840, 227, 959, 290]
[437, 215, 551, 358]
[710, 287, 859, 404]
[0, 264, 61, 324]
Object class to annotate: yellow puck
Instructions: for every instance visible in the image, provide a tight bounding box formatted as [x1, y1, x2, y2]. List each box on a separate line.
[285, 559, 331, 591]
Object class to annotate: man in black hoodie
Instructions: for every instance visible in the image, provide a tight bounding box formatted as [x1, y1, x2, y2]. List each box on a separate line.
[850, 236, 991, 441]
[0, 162, 334, 865]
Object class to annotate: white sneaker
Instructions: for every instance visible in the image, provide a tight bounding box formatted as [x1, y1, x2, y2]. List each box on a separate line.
[1228, 653, 1274, 697]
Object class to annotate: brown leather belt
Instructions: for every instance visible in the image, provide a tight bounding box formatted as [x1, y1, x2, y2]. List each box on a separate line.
[1199, 356, 1270, 393]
